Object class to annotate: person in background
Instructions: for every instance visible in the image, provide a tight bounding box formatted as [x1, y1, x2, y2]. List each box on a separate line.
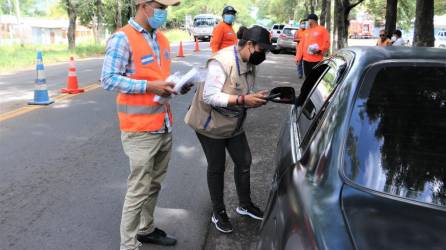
[376, 29, 391, 46]
[100, 0, 192, 249]
[294, 19, 307, 79]
[296, 13, 330, 79]
[210, 5, 238, 53]
[391, 29, 406, 46]
[185, 26, 272, 234]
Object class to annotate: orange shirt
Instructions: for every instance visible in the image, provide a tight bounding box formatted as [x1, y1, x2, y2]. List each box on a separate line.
[296, 25, 330, 62]
[211, 22, 237, 53]
[294, 29, 305, 43]
[376, 38, 391, 46]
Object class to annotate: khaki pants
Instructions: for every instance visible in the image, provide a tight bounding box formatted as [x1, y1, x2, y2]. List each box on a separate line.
[120, 132, 172, 250]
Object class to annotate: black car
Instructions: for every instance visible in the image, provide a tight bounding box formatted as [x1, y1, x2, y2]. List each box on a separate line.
[258, 47, 446, 250]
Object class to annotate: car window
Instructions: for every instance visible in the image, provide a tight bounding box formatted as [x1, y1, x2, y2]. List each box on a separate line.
[344, 64, 446, 207]
[273, 25, 278, 29]
[283, 28, 298, 36]
[297, 66, 339, 148]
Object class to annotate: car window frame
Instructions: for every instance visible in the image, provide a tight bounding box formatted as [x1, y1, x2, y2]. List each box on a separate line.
[296, 58, 348, 152]
[340, 59, 446, 211]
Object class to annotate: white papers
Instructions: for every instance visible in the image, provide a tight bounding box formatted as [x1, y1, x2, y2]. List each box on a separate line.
[308, 43, 320, 55]
[154, 67, 205, 104]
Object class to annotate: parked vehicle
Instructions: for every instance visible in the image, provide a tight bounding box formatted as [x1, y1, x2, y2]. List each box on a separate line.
[257, 47, 446, 250]
[270, 24, 286, 43]
[192, 14, 219, 41]
[276, 26, 299, 54]
[349, 20, 374, 39]
[435, 30, 446, 48]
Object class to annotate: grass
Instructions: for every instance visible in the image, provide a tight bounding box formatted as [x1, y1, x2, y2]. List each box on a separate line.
[0, 42, 105, 73]
[163, 29, 193, 43]
[0, 29, 192, 73]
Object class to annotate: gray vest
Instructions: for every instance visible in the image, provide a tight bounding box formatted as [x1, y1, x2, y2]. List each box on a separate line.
[184, 45, 255, 139]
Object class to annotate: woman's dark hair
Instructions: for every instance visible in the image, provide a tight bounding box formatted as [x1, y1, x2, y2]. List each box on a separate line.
[237, 26, 255, 47]
[393, 29, 402, 37]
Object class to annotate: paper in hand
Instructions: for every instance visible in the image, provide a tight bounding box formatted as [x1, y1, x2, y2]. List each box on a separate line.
[154, 67, 205, 104]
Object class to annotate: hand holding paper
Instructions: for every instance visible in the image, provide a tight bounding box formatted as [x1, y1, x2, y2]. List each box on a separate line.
[154, 67, 206, 104]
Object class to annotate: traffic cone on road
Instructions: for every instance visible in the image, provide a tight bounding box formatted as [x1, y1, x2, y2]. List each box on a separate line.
[177, 41, 185, 57]
[28, 51, 54, 105]
[61, 57, 84, 94]
[194, 38, 200, 52]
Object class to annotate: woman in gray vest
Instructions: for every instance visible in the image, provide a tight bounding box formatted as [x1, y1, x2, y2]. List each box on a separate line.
[185, 26, 272, 233]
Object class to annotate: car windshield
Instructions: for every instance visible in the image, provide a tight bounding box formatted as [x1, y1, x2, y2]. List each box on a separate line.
[194, 18, 215, 27]
[344, 64, 446, 207]
[273, 25, 285, 30]
[282, 28, 297, 36]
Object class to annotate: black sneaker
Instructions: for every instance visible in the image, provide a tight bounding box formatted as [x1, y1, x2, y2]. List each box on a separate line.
[136, 228, 177, 246]
[211, 210, 233, 233]
[236, 203, 264, 220]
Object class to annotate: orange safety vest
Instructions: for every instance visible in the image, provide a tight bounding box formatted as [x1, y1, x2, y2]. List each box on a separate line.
[210, 22, 237, 53]
[117, 25, 173, 132]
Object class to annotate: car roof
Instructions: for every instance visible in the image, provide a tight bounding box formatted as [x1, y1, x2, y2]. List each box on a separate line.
[283, 26, 298, 29]
[343, 46, 446, 65]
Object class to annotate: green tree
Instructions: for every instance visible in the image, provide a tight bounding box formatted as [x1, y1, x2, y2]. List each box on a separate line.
[435, 0, 446, 15]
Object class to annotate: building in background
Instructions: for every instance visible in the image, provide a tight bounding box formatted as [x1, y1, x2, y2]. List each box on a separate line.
[0, 15, 93, 46]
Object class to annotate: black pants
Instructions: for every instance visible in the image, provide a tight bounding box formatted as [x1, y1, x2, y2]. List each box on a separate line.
[303, 60, 319, 79]
[196, 132, 252, 213]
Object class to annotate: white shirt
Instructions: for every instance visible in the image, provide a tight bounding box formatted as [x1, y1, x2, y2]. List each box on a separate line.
[392, 37, 406, 46]
[203, 60, 231, 107]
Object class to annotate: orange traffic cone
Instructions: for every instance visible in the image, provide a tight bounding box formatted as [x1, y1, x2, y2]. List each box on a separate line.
[61, 57, 84, 94]
[177, 41, 185, 57]
[194, 38, 200, 52]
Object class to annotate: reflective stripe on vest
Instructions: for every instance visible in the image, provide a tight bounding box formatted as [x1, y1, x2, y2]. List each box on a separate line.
[117, 24, 173, 132]
[117, 104, 164, 115]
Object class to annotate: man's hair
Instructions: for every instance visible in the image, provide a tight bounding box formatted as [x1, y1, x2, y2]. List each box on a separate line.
[394, 29, 402, 37]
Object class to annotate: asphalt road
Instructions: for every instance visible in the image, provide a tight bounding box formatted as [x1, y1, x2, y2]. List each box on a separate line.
[0, 41, 196, 113]
[0, 42, 301, 250]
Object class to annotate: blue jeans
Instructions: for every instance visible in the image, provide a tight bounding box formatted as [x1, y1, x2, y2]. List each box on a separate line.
[296, 60, 303, 78]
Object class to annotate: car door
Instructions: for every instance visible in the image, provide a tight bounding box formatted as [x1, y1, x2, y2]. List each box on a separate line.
[259, 56, 349, 250]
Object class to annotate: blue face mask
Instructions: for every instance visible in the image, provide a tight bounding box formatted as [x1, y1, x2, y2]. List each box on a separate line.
[146, 7, 168, 29]
[223, 14, 235, 24]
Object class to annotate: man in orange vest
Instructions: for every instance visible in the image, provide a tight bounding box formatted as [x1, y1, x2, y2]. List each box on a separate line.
[294, 19, 307, 79]
[210, 5, 238, 53]
[296, 13, 330, 79]
[100, 0, 191, 249]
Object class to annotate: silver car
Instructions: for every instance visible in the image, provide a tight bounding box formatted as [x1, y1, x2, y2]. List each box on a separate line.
[276, 26, 299, 54]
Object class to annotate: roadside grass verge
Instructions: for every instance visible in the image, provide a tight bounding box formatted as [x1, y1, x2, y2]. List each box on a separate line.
[0, 29, 192, 73]
[163, 29, 192, 43]
[0, 42, 105, 73]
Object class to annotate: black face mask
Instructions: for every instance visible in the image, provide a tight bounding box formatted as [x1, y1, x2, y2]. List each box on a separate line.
[248, 47, 266, 65]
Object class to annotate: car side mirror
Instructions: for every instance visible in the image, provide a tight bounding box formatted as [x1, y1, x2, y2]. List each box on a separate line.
[268, 87, 296, 104]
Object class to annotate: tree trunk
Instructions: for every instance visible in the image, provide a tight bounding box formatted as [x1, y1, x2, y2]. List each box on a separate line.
[320, 0, 328, 27]
[66, 0, 77, 50]
[334, 0, 365, 50]
[96, 0, 104, 43]
[116, 0, 123, 29]
[326, 0, 332, 32]
[310, 0, 315, 13]
[384, 0, 398, 36]
[304, 1, 310, 16]
[413, 0, 434, 47]
[334, 0, 347, 49]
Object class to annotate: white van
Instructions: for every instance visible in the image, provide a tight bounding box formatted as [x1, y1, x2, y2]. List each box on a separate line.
[435, 30, 446, 48]
[192, 14, 220, 42]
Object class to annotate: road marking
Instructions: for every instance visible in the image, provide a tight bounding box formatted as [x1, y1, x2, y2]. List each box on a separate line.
[0, 83, 101, 123]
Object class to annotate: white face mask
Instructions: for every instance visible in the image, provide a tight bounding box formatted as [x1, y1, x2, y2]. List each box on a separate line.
[391, 36, 397, 42]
